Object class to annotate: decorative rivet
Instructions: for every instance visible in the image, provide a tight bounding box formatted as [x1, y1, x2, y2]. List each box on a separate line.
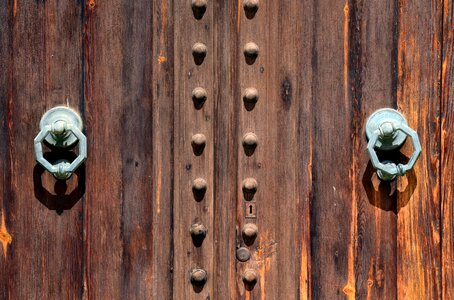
[236, 247, 251, 262]
[192, 178, 207, 201]
[242, 132, 258, 156]
[190, 222, 207, 247]
[244, 42, 259, 65]
[242, 223, 258, 244]
[191, 0, 207, 20]
[242, 178, 258, 201]
[192, 43, 207, 65]
[192, 87, 207, 109]
[243, 87, 259, 111]
[190, 268, 208, 286]
[191, 133, 206, 156]
[243, 0, 259, 19]
[242, 269, 258, 284]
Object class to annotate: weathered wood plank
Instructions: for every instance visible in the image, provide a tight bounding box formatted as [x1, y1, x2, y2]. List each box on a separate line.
[396, 0, 442, 298]
[173, 0, 215, 298]
[310, 1, 355, 298]
[236, 0, 278, 298]
[212, 1, 238, 299]
[83, 0, 160, 297]
[442, 0, 454, 298]
[0, 0, 84, 298]
[150, 0, 175, 298]
[352, 0, 398, 298]
[0, 1, 14, 299]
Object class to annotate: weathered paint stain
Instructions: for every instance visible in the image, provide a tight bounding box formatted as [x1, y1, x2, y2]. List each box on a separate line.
[343, 1, 357, 299]
[157, 0, 167, 66]
[156, 161, 162, 214]
[13, 0, 17, 17]
[0, 209, 12, 259]
[158, 53, 167, 64]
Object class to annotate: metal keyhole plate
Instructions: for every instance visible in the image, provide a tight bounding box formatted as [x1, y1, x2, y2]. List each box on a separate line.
[365, 108, 408, 151]
[39, 106, 83, 148]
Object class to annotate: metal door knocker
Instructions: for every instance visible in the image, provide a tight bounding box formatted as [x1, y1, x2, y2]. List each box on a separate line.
[365, 108, 421, 181]
[34, 106, 87, 180]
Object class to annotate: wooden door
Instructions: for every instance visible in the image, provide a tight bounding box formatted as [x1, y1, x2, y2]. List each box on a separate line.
[0, 0, 453, 299]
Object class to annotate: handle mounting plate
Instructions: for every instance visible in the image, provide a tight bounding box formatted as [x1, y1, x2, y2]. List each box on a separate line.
[39, 106, 83, 148]
[365, 108, 408, 150]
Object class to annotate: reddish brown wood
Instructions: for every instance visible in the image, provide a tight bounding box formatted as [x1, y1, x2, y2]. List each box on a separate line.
[0, 1, 85, 298]
[396, 0, 442, 298]
[0, 0, 451, 298]
[173, 1, 215, 298]
[442, 0, 454, 298]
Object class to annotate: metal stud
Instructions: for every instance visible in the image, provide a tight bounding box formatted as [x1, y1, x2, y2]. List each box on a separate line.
[242, 223, 258, 244]
[242, 269, 258, 284]
[191, 0, 207, 20]
[192, 43, 207, 65]
[192, 178, 207, 201]
[190, 268, 208, 286]
[236, 247, 251, 262]
[243, 42, 259, 65]
[192, 87, 207, 109]
[242, 178, 258, 201]
[243, 0, 259, 19]
[190, 222, 207, 247]
[191, 133, 206, 156]
[242, 132, 258, 156]
[243, 87, 259, 111]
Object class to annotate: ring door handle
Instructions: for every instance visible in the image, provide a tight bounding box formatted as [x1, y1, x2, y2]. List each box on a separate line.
[365, 108, 422, 181]
[34, 106, 87, 180]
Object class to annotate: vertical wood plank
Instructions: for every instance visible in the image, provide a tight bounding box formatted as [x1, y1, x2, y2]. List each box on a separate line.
[0, 0, 84, 298]
[310, 0, 354, 298]
[0, 1, 14, 298]
[442, 0, 454, 298]
[236, 1, 277, 298]
[173, 0, 215, 298]
[271, 1, 312, 298]
[212, 1, 238, 299]
[83, 0, 165, 297]
[150, 0, 175, 298]
[396, 0, 442, 298]
[352, 0, 398, 298]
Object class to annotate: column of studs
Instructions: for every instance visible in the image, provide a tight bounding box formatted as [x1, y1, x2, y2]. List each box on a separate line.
[188, 0, 210, 292]
[238, 0, 260, 290]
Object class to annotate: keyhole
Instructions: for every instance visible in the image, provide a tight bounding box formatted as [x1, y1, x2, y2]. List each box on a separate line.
[249, 205, 253, 214]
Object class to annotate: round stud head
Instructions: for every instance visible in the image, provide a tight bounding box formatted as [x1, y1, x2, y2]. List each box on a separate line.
[244, 42, 259, 57]
[190, 268, 208, 286]
[243, 132, 258, 148]
[192, 43, 207, 65]
[236, 247, 251, 262]
[192, 0, 207, 9]
[39, 106, 83, 148]
[192, 133, 207, 147]
[192, 178, 207, 192]
[365, 108, 408, 150]
[243, 0, 259, 19]
[242, 223, 258, 239]
[190, 223, 207, 239]
[192, 87, 207, 109]
[242, 269, 258, 284]
[243, 88, 259, 104]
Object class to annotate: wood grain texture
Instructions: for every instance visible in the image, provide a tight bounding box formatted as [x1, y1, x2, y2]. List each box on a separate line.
[0, 0, 450, 298]
[211, 1, 238, 299]
[0, 1, 84, 299]
[442, 0, 454, 298]
[83, 0, 169, 298]
[396, 0, 442, 298]
[173, 1, 215, 298]
[351, 1, 398, 298]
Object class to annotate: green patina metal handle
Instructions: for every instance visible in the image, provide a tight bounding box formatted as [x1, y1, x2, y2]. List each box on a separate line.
[34, 107, 87, 180]
[365, 108, 422, 181]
